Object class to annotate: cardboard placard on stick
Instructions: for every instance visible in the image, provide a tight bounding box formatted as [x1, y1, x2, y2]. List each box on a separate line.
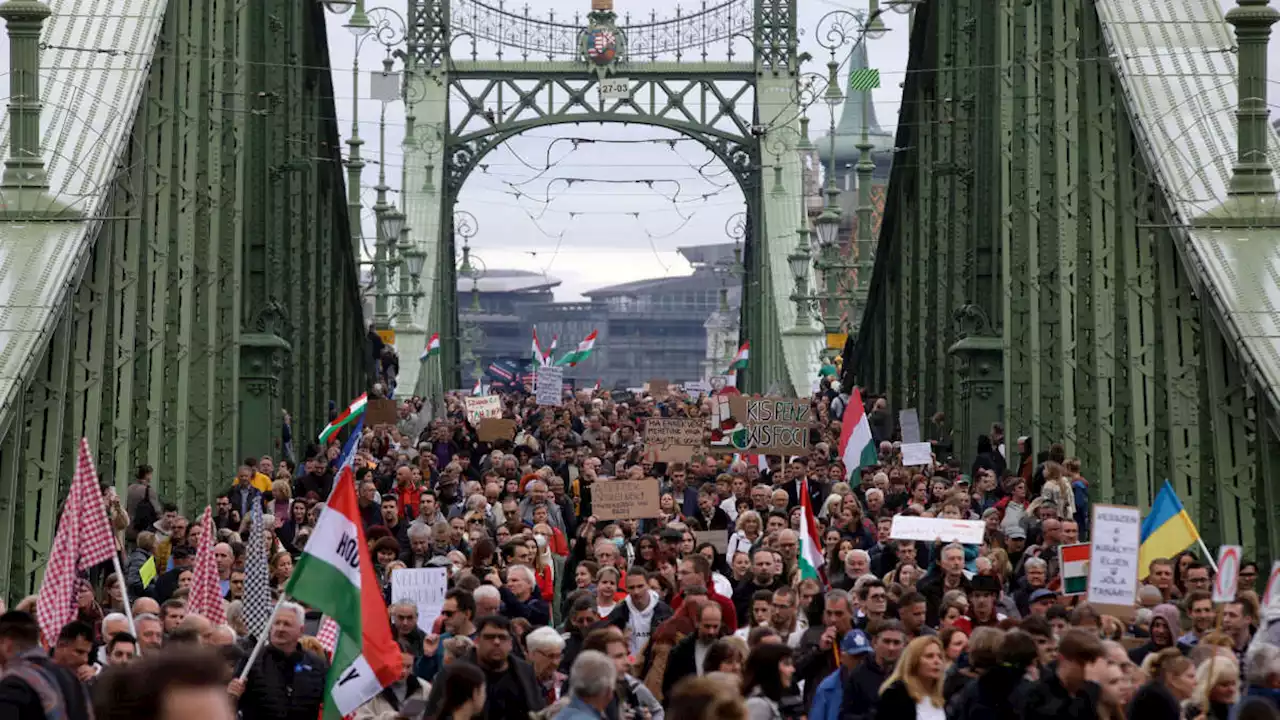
[646, 378, 671, 400]
[464, 395, 502, 425]
[707, 395, 811, 455]
[476, 418, 517, 443]
[535, 366, 564, 406]
[365, 398, 398, 426]
[1087, 504, 1141, 621]
[590, 479, 660, 520]
[643, 417, 704, 463]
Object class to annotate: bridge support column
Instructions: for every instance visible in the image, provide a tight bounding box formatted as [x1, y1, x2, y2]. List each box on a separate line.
[948, 305, 1003, 468]
[238, 334, 291, 461]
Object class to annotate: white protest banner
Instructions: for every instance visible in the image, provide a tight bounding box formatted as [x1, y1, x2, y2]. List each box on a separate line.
[889, 515, 985, 545]
[1087, 504, 1141, 614]
[684, 380, 712, 396]
[900, 442, 933, 467]
[1213, 545, 1243, 603]
[535, 366, 564, 406]
[390, 567, 448, 633]
[464, 395, 502, 425]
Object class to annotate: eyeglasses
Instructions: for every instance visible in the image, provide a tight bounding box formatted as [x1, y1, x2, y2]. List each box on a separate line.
[480, 633, 511, 643]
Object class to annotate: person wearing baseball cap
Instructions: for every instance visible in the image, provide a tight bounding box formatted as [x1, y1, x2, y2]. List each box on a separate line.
[1028, 588, 1059, 616]
[811, 629, 873, 720]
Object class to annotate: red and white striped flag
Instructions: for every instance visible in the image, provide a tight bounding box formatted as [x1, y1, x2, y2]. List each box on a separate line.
[35, 438, 119, 646]
[187, 506, 227, 625]
[317, 615, 339, 657]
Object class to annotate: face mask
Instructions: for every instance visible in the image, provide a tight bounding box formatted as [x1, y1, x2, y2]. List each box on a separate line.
[611, 537, 625, 550]
[535, 535, 548, 549]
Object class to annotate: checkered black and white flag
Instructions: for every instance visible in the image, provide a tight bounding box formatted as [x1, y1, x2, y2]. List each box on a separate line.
[242, 500, 272, 638]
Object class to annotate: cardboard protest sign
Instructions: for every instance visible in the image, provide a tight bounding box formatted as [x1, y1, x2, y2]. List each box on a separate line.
[643, 417, 704, 463]
[390, 567, 447, 632]
[694, 530, 728, 555]
[706, 395, 811, 455]
[900, 442, 933, 467]
[464, 395, 502, 425]
[476, 418, 517, 443]
[535, 366, 564, 406]
[899, 408, 921, 444]
[1087, 504, 1141, 619]
[646, 378, 671, 400]
[366, 398, 398, 426]
[590, 479, 660, 520]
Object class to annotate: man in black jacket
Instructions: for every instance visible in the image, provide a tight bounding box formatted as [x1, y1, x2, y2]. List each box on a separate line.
[0, 612, 92, 720]
[661, 601, 723, 700]
[425, 616, 543, 719]
[840, 619, 905, 720]
[603, 569, 673, 657]
[731, 547, 784, 626]
[230, 602, 328, 720]
[1018, 628, 1108, 720]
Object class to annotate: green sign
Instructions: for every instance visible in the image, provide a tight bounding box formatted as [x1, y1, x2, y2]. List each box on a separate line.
[849, 68, 881, 91]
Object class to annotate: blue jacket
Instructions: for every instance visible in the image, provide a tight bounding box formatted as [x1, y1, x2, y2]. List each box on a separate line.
[554, 696, 608, 720]
[1071, 480, 1090, 539]
[811, 668, 846, 720]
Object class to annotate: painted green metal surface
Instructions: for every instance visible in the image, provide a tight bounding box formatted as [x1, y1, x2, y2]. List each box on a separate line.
[0, 0, 367, 601]
[854, 0, 1280, 567]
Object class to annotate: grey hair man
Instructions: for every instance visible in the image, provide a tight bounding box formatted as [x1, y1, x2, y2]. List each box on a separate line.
[96, 613, 132, 666]
[568, 650, 617, 715]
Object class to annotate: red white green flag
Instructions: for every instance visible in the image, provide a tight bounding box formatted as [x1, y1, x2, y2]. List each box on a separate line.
[727, 342, 749, 373]
[1060, 543, 1090, 596]
[798, 479, 825, 582]
[838, 387, 877, 480]
[286, 420, 400, 719]
[556, 329, 598, 367]
[318, 394, 367, 443]
[419, 333, 440, 361]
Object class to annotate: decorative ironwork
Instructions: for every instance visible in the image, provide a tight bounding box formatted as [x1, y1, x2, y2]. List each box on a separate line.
[448, 0, 752, 62]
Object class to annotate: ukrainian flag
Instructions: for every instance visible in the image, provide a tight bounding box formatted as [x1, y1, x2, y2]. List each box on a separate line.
[1138, 480, 1201, 578]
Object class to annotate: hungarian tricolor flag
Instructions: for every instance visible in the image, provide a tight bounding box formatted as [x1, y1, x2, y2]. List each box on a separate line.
[420, 333, 440, 362]
[532, 327, 547, 367]
[544, 334, 558, 365]
[286, 418, 400, 720]
[838, 387, 876, 481]
[727, 342, 749, 373]
[556, 329, 598, 367]
[1060, 543, 1090, 595]
[318, 393, 367, 443]
[798, 479, 825, 583]
[471, 377, 483, 396]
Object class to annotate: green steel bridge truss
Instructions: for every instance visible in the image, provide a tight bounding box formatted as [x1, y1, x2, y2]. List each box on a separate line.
[852, 0, 1280, 567]
[0, 0, 367, 601]
[396, 0, 826, 400]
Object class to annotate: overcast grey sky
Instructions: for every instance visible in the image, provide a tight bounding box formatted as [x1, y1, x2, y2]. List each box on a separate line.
[319, 0, 1260, 300]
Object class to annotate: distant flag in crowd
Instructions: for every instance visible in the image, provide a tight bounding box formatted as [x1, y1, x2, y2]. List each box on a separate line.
[139, 556, 157, 589]
[556, 329, 598, 367]
[285, 418, 400, 720]
[242, 501, 272, 639]
[187, 506, 227, 625]
[532, 327, 547, 367]
[419, 333, 440, 362]
[316, 615, 339, 657]
[838, 387, 877, 481]
[593, 379, 601, 392]
[545, 334, 558, 365]
[36, 438, 119, 647]
[726, 342, 749, 374]
[733, 453, 769, 472]
[1139, 481, 1203, 578]
[798, 479, 826, 583]
[471, 377, 483, 396]
[318, 393, 368, 443]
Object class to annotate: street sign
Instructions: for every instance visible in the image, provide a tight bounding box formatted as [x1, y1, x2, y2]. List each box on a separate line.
[599, 77, 632, 102]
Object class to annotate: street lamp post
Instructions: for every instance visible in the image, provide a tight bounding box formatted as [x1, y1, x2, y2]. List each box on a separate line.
[454, 211, 486, 384]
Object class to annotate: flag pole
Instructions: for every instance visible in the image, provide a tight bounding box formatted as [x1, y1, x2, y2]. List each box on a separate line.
[109, 541, 138, 641]
[1196, 536, 1219, 574]
[238, 594, 290, 681]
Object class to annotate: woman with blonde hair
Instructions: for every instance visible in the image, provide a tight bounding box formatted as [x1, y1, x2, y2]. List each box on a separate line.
[269, 479, 292, 525]
[875, 635, 946, 720]
[1130, 647, 1196, 720]
[1184, 654, 1240, 720]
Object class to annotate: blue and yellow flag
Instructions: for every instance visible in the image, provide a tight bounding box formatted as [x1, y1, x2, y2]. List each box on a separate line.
[1138, 480, 1201, 578]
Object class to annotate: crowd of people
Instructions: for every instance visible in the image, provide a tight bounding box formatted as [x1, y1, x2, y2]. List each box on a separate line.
[0, 376, 1278, 720]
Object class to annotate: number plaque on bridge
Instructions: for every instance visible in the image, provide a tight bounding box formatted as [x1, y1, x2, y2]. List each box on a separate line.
[598, 78, 631, 102]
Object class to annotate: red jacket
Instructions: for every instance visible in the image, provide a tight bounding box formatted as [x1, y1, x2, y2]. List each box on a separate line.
[670, 588, 739, 634]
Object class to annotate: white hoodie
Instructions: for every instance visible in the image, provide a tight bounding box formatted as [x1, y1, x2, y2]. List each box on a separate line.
[624, 589, 661, 656]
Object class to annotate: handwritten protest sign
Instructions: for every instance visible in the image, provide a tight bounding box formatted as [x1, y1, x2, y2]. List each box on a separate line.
[590, 479, 660, 520]
[899, 408, 921, 444]
[644, 417, 704, 463]
[476, 418, 517, 443]
[890, 516, 984, 545]
[366, 398, 398, 426]
[900, 442, 933, 467]
[535, 366, 564, 406]
[646, 378, 672, 400]
[464, 395, 502, 425]
[1087, 504, 1141, 618]
[391, 567, 448, 632]
[707, 395, 811, 455]
[694, 530, 728, 555]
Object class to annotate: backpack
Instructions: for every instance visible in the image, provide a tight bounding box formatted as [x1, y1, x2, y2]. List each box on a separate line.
[131, 486, 158, 534]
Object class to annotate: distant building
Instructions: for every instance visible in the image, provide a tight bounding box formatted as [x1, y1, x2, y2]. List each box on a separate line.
[457, 245, 742, 388]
